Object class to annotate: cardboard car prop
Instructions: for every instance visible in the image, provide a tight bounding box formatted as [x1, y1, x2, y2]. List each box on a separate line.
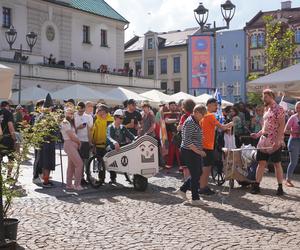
[94, 135, 159, 191]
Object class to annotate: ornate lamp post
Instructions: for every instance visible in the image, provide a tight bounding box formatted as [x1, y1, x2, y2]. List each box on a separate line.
[5, 26, 37, 104]
[194, 1, 236, 91]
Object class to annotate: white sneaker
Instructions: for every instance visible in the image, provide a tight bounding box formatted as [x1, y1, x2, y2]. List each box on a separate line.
[174, 188, 188, 200]
[191, 198, 209, 206]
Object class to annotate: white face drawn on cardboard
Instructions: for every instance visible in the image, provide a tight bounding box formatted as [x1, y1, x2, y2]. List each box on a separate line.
[140, 142, 155, 163]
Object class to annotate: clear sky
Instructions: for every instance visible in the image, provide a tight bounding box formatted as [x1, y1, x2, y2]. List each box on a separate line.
[106, 0, 300, 41]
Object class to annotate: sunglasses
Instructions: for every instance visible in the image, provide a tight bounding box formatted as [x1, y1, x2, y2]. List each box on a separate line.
[115, 116, 124, 120]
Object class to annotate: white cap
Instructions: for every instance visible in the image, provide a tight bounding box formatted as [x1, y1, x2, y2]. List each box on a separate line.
[113, 109, 124, 117]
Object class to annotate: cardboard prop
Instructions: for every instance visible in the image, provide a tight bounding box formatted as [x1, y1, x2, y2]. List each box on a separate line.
[103, 135, 159, 178]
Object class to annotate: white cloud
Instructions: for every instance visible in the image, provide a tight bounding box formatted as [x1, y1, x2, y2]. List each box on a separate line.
[105, 0, 291, 41]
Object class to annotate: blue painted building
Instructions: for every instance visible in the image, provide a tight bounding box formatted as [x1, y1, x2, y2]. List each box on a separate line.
[216, 29, 246, 102]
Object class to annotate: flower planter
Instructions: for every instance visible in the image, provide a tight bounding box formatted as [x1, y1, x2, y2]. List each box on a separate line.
[3, 218, 19, 240]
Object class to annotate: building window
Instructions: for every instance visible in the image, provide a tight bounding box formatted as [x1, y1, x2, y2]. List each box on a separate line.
[173, 57, 180, 73]
[147, 38, 154, 50]
[135, 61, 141, 76]
[257, 33, 265, 48]
[233, 81, 241, 96]
[101, 29, 108, 47]
[250, 56, 256, 71]
[219, 56, 226, 71]
[295, 29, 300, 44]
[174, 81, 181, 93]
[250, 56, 264, 71]
[219, 82, 227, 97]
[161, 82, 167, 93]
[83, 25, 90, 44]
[148, 60, 154, 75]
[257, 55, 264, 70]
[296, 51, 300, 63]
[233, 55, 241, 71]
[2, 7, 11, 28]
[250, 34, 257, 48]
[160, 58, 167, 74]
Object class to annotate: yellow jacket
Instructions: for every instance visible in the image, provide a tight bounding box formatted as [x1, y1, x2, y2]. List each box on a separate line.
[92, 114, 114, 147]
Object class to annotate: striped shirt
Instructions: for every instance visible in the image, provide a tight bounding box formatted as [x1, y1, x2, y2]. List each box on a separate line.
[181, 115, 203, 150]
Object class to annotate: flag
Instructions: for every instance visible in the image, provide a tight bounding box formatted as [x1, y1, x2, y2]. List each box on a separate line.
[214, 88, 222, 105]
[214, 89, 224, 124]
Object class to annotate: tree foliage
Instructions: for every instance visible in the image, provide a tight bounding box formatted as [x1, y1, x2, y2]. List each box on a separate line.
[247, 73, 263, 106]
[263, 15, 297, 74]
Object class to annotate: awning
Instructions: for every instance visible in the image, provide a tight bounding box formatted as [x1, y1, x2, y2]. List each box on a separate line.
[10, 86, 51, 104]
[247, 63, 300, 98]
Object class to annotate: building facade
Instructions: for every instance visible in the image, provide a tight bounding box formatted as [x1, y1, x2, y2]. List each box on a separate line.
[125, 28, 247, 101]
[0, 0, 159, 98]
[244, 1, 300, 77]
[125, 28, 198, 94]
[0, 0, 128, 70]
[216, 30, 246, 102]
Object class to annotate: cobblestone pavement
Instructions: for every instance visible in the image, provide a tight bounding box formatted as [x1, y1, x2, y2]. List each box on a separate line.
[9, 150, 300, 249]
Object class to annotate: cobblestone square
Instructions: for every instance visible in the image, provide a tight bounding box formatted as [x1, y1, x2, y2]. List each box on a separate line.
[10, 150, 300, 250]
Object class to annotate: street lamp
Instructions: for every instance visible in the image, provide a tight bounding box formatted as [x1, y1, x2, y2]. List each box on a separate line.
[194, 3, 209, 32]
[4, 26, 17, 50]
[5, 26, 37, 104]
[26, 31, 38, 52]
[221, 0, 236, 26]
[194, 1, 235, 31]
[194, 1, 236, 91]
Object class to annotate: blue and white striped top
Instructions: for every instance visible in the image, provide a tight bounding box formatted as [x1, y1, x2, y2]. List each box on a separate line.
[181, 115, 203, 150]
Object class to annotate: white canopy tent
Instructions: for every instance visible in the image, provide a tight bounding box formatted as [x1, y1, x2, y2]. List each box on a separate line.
[0, 64, 15, 99]
[140, 90, 175, 103]
[106, 87, 149, 103]
[247, 63, 300, 98]
[170, 92, 198, 102]
[10, 87, 51, 104]
[195, 93, 233, 108]
[52, 84, 109, 102]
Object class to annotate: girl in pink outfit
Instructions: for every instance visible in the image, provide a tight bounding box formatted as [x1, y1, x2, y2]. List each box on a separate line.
[61, 108, 84, 191]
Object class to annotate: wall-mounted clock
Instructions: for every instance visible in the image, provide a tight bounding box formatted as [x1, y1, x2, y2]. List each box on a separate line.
[46, 25, 55, 41]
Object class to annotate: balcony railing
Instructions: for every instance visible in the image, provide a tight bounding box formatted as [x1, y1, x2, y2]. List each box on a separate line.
[0, 59, 160, 90]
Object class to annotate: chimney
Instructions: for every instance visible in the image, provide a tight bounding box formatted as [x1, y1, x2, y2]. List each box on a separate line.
[281, 1, 292, 10]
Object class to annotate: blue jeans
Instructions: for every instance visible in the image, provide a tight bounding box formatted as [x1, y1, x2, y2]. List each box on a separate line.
[180, 148, 202, 200]
[286, 138, 300, 180]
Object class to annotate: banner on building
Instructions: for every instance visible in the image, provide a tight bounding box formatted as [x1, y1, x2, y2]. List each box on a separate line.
[188, 36, 212, 94]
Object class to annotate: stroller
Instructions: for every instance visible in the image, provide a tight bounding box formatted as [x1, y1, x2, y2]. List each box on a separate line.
[222, 144, 258, 188]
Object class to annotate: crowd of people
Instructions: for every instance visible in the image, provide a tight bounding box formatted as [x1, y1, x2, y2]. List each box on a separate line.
[0, 88, 300, 205]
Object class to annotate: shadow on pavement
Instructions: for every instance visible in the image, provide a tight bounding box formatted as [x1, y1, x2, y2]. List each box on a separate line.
[155, 167, 184, 181]
[16, 243, 26, 250]
[201, 206, 287, 233]
[33, 180, 183, 206]
[204, 186, 300, 223]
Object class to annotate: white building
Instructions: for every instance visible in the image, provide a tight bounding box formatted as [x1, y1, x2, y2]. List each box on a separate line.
[0, 0, 159, 100]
